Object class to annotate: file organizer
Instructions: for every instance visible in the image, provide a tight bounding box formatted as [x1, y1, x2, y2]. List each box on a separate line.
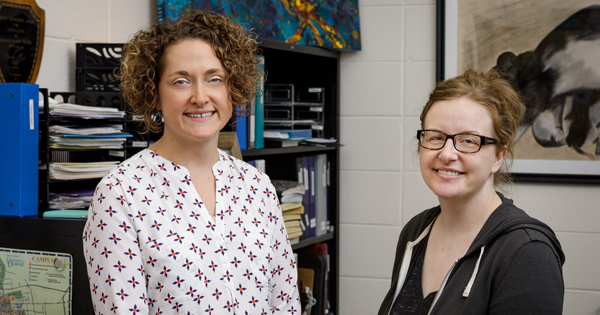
[0, 83, 39, 217]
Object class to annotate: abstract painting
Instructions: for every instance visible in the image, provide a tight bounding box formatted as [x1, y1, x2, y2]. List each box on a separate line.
[439, 0, 600, 180]
[157, 0, 361, 51]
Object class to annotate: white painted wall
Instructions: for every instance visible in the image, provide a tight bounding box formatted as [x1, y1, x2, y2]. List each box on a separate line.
[35, 0, 156, 92]
[339, 1, 600, 314]
[31, 1, 599, 314]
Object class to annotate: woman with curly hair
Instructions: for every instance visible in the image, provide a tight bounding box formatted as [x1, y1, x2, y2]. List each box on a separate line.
[83, 10, 301, 314]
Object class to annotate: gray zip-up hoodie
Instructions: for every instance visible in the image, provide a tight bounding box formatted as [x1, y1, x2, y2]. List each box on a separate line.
[378, 194, 565, 315]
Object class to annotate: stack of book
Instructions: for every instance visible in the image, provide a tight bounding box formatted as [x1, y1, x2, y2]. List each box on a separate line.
[272, 180, 306, 244]
[264, 129, 312, 148]
[281, 202, 305, 244]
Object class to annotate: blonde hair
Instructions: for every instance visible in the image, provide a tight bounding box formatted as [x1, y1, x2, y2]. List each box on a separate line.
[420, 69, 523, 186]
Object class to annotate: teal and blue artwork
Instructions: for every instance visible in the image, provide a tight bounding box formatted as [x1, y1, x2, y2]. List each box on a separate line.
[157, 0, 361, 51]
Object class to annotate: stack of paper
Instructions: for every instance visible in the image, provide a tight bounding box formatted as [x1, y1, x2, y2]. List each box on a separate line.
[49, 161, 120, 180]
[49, 189, 94, 209]
[264, 129, 312, 140]
[48, 97, 126, 119]
[49, 125, 125, 135]
[49, 125, 132, 149]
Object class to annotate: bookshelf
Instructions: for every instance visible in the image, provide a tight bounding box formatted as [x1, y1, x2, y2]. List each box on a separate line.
[1, 38, 340, 315]
[245, 38, 340, 314]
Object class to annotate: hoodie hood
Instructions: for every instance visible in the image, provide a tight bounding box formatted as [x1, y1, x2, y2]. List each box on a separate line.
[466, 193, 565, 265]
[452, 192, 565, 302]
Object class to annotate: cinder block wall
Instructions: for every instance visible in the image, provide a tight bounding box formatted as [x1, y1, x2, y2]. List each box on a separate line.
[338, 0, 600, 314]
[32, 1, 600, 314]
[35, 0, 156, 92]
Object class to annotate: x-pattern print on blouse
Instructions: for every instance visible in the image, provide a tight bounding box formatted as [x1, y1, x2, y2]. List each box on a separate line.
[83, 149, 301, 314]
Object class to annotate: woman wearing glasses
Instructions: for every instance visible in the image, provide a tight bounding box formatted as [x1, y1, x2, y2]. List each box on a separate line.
[379, 69, 565, 315]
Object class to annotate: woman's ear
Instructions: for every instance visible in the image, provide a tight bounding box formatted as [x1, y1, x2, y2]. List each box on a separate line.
[491, 146, 507, 174]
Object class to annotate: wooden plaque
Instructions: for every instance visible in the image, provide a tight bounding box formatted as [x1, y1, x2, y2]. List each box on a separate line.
[0, 0, 45, 83]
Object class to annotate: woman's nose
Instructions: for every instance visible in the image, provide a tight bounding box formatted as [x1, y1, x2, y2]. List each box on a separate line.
[438, 138, 459, 161]
[191, 84, 210, 105]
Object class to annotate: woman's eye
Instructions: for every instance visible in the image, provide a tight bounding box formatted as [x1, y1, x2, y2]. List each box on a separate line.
[209, 76, 223, 83]
[461, 137, 478, 145]
[173, 79, 188, 86]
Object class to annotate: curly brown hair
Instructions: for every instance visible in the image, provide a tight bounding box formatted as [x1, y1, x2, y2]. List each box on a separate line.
[119, 10, 262, 133]
[420, 69, 523, 187]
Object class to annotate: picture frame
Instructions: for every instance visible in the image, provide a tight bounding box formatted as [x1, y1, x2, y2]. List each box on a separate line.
[218, 131, 243, 160]
[436, 0, 600, 184]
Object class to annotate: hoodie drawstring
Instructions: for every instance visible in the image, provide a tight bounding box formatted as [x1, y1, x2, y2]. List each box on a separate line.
[463, 246, 485, 297]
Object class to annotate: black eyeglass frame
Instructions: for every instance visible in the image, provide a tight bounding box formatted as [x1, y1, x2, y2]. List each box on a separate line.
[416, 129, 500, 153]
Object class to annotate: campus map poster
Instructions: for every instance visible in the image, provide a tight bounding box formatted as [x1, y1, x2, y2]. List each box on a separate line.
[0, 247, 72, 314]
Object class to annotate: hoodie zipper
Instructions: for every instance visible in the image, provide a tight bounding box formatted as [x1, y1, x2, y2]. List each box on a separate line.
[427, 258, 459, 315]
[426, 245, 485, 314]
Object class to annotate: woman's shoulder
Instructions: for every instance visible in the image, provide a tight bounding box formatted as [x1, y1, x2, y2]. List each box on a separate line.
[217, 149, 272, 183]
[401, 206, 441, 238]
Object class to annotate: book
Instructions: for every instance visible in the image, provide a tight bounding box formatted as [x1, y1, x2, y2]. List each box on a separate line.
[307, 155, 316, 238]
[236, 110, 247, 150]
[283, 213, 302, 222]
[280, 202, 303, 212]
[1, 83, 39, 217]
[315, 154, 328, 236]
[265, 139, 300, 148]
[247, 159, 265, 173]
[285, 220, 301, 229]
[298, 155, 316, 239]
[287, 227, 303, 240]
[255, 55, 265, 149]
[248, 97, 256, 149]
[282, 207, 305, 216]
[42, 209, 89, 219]
[264, 128, 312, 140]
[326, 158, 332, 233]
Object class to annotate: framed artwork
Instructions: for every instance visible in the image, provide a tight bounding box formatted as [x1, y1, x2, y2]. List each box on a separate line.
[156, 0, 361, 51]
[437, 0, 600, 183]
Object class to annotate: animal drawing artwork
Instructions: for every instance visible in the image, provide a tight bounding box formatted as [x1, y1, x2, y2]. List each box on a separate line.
[493, 5, 600, 158]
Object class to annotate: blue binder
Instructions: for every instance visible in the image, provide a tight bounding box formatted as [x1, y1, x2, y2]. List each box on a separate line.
[236, 113, 247, 150]
[0, 83, 39, 217]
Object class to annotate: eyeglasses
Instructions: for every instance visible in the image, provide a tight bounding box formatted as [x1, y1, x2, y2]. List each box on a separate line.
[417, 130, 499, 153]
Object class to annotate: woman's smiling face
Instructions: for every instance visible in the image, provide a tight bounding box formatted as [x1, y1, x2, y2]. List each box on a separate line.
[419, 97, 505, 202]
[157, 39, 232, 146]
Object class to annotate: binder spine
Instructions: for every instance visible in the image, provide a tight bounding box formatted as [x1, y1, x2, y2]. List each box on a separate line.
[0, 83, 39, 217]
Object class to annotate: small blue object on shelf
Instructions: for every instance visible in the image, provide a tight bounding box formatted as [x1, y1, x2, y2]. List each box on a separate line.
[264, 129, 312, 140]
[236, 114, 247, 150]
[0, 83, 39, 217]
[43, 209, 89, 219]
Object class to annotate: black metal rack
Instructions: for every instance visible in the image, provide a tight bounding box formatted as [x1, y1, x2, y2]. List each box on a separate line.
[37, 90, 129, 217]
[16, 38, 340, 315]
[248, 38, 341, 314]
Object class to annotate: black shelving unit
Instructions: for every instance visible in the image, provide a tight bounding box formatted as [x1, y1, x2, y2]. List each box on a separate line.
[245, 38, 341, 314]
[3, 38, 340, 315]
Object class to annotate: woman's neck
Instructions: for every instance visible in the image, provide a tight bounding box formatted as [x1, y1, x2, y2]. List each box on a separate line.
[149, 135, 220, 173]
[436, 187, 502, 236]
